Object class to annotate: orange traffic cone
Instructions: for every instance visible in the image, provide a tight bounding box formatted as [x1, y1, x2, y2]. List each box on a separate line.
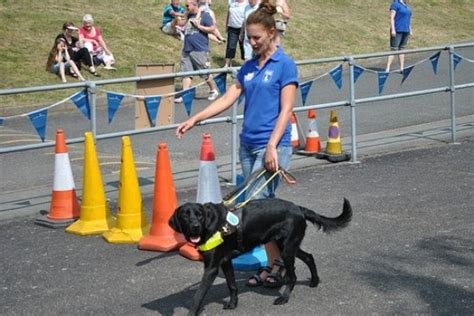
[297, 110, 321, 156]
[138, 143, 185, 252]
[35, 129, 80, 228]
[290, 113, 301, 151]
[315, 110, 351, 163]
[180, 133, 222, 261]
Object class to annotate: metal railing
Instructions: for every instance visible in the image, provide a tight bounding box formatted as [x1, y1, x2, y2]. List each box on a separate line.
[1, 42, 473, 185]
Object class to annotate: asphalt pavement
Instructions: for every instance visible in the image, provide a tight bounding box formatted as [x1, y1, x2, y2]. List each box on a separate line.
[0, 129, 473, 315]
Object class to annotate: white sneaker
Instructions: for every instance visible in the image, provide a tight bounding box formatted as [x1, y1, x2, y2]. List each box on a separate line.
[104, 65, 116, 70]
[174, 97, 183, 103]
[208, 90, 219, 101]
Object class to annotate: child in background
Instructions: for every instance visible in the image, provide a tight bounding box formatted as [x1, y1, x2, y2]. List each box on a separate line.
[46, 38, 85, 82]
[195, 0, 226, 44]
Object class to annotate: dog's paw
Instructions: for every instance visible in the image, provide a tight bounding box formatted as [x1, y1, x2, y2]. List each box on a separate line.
[273, 296, 289, 305]
[309, 277, 320, 288]
[223, 300, 237, 310]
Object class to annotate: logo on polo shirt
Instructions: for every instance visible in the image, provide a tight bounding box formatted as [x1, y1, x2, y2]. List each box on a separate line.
[263, 70, 273, 82]
[244, 72, 255, 81]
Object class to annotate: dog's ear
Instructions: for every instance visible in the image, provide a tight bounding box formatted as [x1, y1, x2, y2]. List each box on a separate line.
[203, 203, 220, 231]
[169, 208, 182, 233]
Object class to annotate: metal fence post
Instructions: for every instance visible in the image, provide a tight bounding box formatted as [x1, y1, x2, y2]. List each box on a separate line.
[231, 101, 238, 185]
[87, 81, 97, 138]
[348, 57, 359, 163]
[448, 46, 458, 144]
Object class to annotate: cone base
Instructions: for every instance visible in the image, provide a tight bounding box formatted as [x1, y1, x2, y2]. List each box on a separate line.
[65, 216, 116, 236]
[315, 151, 351, 163]
[296, 149, 318, 156]
[34, 213, 78, 229]
[232, 245, 268, 271]
[103, 225, 150, 244]
[179, 243, 202, 261]
[138, 234, 185, 252]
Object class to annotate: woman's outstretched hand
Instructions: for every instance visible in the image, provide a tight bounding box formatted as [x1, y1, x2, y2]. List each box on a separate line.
[176, 118, 197, 139]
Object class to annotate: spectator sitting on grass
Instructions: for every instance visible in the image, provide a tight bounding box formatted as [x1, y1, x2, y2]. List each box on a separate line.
[46, 38, 85, 83]
[161, 0, 187, 40]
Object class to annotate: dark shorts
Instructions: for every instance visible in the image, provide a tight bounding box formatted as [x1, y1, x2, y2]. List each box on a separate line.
[390, 32, 410, 50]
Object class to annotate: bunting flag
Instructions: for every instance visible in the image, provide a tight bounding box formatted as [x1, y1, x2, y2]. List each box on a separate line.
[182, 88, 196, 116]
[238, 93, 245, 105]
[353, 65, 365, 83]
[107, 92, 125, 124]
[214, 73, 227, 95]
[28, 109, 48, 142]
[453, 53, 462, 71]
[401, 66, 414, 85]
[71, 90, 90, 120]
[378, 71, 389, 95]
[329, 64, 343, 90]
[299, 80, 313, 106]
[430, 51, 441, 75]
[0, 117, 4, 126]
[144, 96, 161, 127]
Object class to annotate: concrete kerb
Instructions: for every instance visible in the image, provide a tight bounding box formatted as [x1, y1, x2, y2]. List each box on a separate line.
[0, 114, 472, 222]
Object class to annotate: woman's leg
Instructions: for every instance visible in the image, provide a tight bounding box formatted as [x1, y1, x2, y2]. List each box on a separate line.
[224, 27, 240, 67]
[59, 63, 67, 83]
[69, 60, 85, 81]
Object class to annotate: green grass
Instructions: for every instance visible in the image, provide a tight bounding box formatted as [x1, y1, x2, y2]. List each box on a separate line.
[0, 0, 473, 109]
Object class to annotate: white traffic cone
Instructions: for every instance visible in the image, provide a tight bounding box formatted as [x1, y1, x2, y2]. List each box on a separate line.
[196, 133, 222, 204]
[290, 113, 301, 151]
[297, 109, 321, 155]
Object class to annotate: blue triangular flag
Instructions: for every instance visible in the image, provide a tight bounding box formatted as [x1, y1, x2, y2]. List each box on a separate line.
[144, 96, 161, 127]
[214, 73, 227, 95]
[329, 64, 343, 90]
[182, 88, 196, 116]
[353, 65, 365, 83]
[453, 53, 462, 71]
[0, 117, 4, 126]
[378, 72, 389, 95]
[107, 92, 124, 124]
[238, 93, 245, 105]
[28, 109, 48, 142]
[430, 51, 441, 75]
[71, 90, 90, 120]
[299, 80, 313, 106]
[401, 66, 414, 85]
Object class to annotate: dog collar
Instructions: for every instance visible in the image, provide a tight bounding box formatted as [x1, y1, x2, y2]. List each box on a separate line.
[198, 231, 224, 251]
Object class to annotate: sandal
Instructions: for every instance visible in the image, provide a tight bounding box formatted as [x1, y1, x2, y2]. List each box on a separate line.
[263, 258, 286, 288]
[246, 266, 271, 287]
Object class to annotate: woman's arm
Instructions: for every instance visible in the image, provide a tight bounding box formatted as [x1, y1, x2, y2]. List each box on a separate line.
[265, 83, 297, 172]
[389, 9, 396, 36]
[98, 35, 112, 55]
[176, 82, 242, 138]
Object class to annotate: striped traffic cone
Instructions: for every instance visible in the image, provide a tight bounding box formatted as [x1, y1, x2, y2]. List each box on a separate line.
[138, 143, 185, 252]
[66, 132, 116, 235]
[103, 136, 150, 243]
[179, 133, 222, 260]
[290, 113, 301, 151]
[35, 129, 80, 228]
[316, 110, 351, 163]
[297, 109, 321, 156]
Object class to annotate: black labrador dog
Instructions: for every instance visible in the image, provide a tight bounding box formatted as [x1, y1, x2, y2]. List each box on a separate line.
[169, 198, 352, 315]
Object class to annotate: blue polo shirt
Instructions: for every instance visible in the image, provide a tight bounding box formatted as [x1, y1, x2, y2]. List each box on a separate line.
[390, 0, 412, 33]
[183, 11, 213, 53]
[162, 4, 185, 27]
[237, 47, 299, 146]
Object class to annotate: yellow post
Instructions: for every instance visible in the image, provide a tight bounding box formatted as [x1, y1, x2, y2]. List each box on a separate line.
[103, 136, 150, 243]
[66, 132, 115, 235]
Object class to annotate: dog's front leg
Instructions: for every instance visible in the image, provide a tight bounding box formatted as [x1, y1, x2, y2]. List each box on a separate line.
[188, 265, 219, 316]
[220, 259, 238, 309]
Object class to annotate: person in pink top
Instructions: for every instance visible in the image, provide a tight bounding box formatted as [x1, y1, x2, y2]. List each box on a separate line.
[79, 14, 116, 70]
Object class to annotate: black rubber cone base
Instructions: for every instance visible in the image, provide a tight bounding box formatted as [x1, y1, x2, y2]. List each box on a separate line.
[315, 151, 351, 163]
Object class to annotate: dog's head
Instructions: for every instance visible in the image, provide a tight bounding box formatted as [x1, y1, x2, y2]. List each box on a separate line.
[169, 202, 221, 245]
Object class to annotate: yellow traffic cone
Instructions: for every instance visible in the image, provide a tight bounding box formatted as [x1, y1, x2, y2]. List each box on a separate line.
[103, 136, 150, 243]
[316, 111, 351, 163]
[66, 132, 116, 235]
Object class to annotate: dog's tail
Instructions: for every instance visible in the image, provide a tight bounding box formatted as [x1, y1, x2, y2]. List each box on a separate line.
[301, 198, 352, 233]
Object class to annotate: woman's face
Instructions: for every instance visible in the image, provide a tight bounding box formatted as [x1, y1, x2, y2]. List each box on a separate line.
[83, 21, 93, 30]
[57, 41, 66, 50]
[246, 23, 275, 56]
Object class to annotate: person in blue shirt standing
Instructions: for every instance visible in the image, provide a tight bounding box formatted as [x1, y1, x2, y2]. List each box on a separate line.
[385, 0, 413, 72]
[176, 0, 299, 288]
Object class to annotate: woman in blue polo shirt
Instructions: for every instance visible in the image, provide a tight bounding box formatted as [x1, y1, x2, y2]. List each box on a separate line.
[176, 0, 298, 288]
[385, 0, 412, 72]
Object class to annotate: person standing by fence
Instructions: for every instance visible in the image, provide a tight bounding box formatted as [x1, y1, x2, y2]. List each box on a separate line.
[385, 0, 412, 72]
[176, 0, 298, 288]
[224, 0, 247, 67]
